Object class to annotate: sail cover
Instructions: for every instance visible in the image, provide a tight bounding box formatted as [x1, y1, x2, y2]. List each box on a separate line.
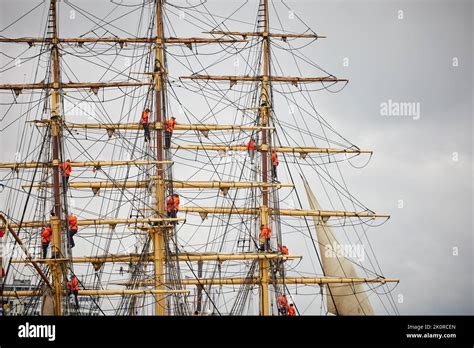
[41, 285, 55, 316]
[302, 178, 374, 315]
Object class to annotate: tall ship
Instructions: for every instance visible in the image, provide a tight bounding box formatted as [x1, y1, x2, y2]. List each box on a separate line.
[0, 0, 399, 316]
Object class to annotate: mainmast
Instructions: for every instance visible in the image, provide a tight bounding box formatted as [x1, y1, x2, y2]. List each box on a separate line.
[49, 0, 64, 316]
[153, 0, 167, 316]
[259, 0, 271, 316]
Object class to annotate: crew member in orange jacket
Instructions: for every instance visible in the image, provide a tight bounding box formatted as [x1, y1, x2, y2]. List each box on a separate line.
[164, 116, 176, 149]
[278, 244, 288, 255]
[141, 108, 151, 142]
[288, 303, 296, 316]
[259, 224, 272, 251]
[271, 150, 279, 179]
[166, 194, 174, 218]
[277, 294, 289, 315]
[41, 224, 52, 258]
[247, 137, 256, 164]
[166, 193, 180, 224]
[67, 275, 80, 309]
[67, 213, 78, 248]
[60, 159, 72, 185]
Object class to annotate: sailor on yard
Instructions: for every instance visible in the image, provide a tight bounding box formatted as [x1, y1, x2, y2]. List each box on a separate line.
[278, 244, 288, 255]
[288, 303, 296, 316]
[67, 275, 80, 309]
[277, 294, 289, 315]
[166, 193, 180, 224]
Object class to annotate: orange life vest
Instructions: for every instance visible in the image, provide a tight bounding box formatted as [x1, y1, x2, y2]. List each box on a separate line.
[247, 139, 256, 151]
[260, 226, 272, 240]
[141, 110, 149, 125]
[277, 295, 288, 309]
[166, 196, 174, 213]
[68, 215, 78, 231]
[271, 152, 279, 166]
[173, 196, 180, 211]
[165, 118, 176, 133]
[61, 161, 72, 177]
[41, 226, 52, 244]
[288, 306, 296, 316]
[67, 277, 79, 291]
[279, 245, 288, 255]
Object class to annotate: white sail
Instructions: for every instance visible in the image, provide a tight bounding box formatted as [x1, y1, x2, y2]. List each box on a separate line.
[302, 178, 374, 315]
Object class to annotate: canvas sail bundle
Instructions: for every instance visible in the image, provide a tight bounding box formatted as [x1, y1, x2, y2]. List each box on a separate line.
[303, 178, 374, 315]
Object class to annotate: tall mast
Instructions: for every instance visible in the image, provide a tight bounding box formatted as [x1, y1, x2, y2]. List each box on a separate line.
[49, 0, 64, 316]
[153, 0, 167, 316]
[259, 0, 271, 316]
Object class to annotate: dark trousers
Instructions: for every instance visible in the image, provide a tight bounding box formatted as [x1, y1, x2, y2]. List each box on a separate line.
[143, 123, 151, 142]
[165, 131, 172, 149]
[248, 150, 255, 163]
[272, 165, 277, 178]
[259, 238, 269, 252]
[62, 176, 69, 192]
[68, 229, 77, 248]
[70, 290, 79, 309]
[42, 242, 49, 258]
[167, 210, 177, 224]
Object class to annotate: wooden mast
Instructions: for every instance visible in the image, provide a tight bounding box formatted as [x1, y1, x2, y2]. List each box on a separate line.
[48, 0, 64, 316]
[259, 0, 271, 316]
[153, 0, 167, 316]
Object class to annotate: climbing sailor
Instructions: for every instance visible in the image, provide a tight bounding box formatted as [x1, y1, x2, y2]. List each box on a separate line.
[60, 159, 72, 186]
[67, 213, 78, 248]
[41, 224, 52, 258]
[259, 224, 272, 251]
[67, 275, 80, 309]
[141, 108, 151, 142]
[247, 137, 256, 164]
[271, 150, 279, 180]
[164, 116, 176, 149]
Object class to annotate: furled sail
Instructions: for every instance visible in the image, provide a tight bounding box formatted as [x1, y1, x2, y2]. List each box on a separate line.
[41, 285, 55, 316]
[302, 178, 374, 315]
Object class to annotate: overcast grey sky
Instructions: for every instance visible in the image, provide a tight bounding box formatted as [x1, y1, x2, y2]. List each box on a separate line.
[0, 0, 472, 315]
